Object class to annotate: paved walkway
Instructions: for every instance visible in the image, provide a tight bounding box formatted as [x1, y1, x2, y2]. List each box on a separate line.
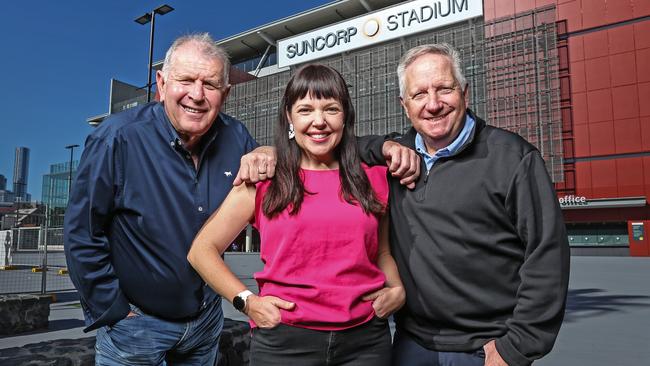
[538, 256, 650, 365]
[1, 256, 649, 365]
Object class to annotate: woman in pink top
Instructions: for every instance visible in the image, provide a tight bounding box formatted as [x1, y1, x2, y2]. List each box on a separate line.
[188, 64, 405, 365]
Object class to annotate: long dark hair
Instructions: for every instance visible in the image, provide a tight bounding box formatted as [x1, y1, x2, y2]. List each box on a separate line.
[262, 64, 384, 218]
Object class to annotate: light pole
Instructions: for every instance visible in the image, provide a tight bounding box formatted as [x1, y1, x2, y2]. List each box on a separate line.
[135, 4, 175, 103]
[65, 144, 79, 203]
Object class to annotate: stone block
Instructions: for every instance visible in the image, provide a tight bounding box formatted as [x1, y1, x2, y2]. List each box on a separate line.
[0, 318, 251, 365]
[0, 294, 52, 335]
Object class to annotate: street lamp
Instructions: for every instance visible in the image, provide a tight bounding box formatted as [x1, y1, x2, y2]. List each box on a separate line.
[65, 144, 79, 202]
[135, 4, 175, 103]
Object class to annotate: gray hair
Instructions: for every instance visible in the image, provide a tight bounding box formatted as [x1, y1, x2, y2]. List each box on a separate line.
[397, 43, 467, 98]
[161, 33, 231, 84]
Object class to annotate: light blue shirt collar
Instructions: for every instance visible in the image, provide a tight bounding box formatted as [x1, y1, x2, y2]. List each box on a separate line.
[415, 113, 475, 171]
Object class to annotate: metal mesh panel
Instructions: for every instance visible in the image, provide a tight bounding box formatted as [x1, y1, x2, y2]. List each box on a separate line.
[483, 7, 563, 181]
[225, 6, 563, 181]
[1, 227, 74, 295]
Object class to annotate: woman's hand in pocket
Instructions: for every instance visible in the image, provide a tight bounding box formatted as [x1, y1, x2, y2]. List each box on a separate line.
[363, 286, 405, 318]
[246, 295, 295, 329]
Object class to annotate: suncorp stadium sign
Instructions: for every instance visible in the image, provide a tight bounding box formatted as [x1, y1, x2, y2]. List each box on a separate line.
[277, 0, 483, 68]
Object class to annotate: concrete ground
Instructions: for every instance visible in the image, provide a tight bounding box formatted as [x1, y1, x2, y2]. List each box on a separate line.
[537, 256, 650, 365]
[1, 256, 649, 365]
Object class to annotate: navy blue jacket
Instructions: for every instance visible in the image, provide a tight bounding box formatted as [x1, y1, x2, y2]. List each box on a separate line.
[64, 103, 256, 331]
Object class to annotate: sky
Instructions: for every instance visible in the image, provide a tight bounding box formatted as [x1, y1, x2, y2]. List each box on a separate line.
[0, 0, 329, 201]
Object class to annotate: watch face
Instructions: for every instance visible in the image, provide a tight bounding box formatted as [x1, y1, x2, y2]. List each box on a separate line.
[233, 296, 245, 311]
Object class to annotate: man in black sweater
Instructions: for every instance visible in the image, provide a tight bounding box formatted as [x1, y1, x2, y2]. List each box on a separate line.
[360, 43, 570, 366]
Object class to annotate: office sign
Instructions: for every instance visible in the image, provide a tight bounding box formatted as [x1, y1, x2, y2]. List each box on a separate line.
[558, 196, 647, 210]
[277, 0, 484, 68]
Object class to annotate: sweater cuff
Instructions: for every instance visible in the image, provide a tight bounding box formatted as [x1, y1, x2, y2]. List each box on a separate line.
[357, 135, 389, 166]
[495, 336, 532, 366]
[82, 291, 130, 332]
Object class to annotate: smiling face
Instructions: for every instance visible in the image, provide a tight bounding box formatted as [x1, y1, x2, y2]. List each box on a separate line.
[156, 42, 230, 149]
[288, 94, 345, 169]
[400, 53, 468, 153]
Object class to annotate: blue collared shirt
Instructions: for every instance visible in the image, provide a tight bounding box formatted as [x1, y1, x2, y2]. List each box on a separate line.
[64, 103, 257, 331]
[415, 114, 476, 171]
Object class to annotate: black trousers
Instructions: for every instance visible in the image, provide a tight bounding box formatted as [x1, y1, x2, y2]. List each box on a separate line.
[250, 317, 391, 366]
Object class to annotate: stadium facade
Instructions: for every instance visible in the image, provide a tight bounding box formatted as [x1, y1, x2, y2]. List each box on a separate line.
[88, 0, 650, 256]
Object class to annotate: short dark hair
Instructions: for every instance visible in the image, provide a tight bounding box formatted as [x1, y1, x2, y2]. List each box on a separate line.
[263, 64, 384, 218]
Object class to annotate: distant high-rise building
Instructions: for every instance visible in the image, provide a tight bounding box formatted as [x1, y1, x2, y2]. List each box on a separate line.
[0, 190, 14, 204]
[42, 160, 78, 209]
[13, 147, 30, 202]
[0, 174, 13, 205]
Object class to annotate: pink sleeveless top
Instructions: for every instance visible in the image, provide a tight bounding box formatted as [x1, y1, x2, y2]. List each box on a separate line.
[253, 165, 388, 330]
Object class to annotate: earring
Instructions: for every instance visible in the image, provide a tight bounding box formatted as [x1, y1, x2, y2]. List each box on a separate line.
[288, 123, 295, 139]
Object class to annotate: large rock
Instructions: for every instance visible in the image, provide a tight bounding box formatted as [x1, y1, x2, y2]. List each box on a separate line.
[0, 337, 95, 366]
[0, 319, 251, 366]
[0, 294, 52, 335]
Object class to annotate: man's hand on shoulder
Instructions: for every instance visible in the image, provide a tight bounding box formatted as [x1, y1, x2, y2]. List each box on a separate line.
[234, 146, 276, 186]
[382, 140, 420, 189]
[483, 340, 509, 366]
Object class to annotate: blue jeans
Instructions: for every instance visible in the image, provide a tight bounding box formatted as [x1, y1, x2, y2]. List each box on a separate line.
[250, 316, 391, 366]
[392, 329, 485, 366]
[95, 299, 223, 365]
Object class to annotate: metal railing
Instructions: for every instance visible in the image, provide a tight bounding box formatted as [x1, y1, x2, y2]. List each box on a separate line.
[0, 226, 74, 295]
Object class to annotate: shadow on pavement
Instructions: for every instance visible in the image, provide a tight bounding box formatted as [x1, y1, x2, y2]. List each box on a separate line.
[563, 288, 650, 323]
[46, 318, 86, 331]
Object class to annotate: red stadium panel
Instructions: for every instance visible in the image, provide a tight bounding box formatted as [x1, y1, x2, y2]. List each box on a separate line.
[643, 157, 650, 195]
[636, 48, 650, 82]
[558, 1, 583, 33]
[608, 25, 635, 55]
[572, 92, 588, 124]
[568, 35, 585, 61]
[613, 118, 643, 154]
[641, 117, 650, 150]
[573, 123, 590, 157]
[587, 89, 613, 122]
[483, 0, 496, 21]
[575, 161, 593, 196]
[638, 83, 650, 117]
[585, 56, 611, 90]
[582, 0, 607, 29]
[616, 158, 645, 196]
[589, 121, 616, 156]
[583, 31, 609, 59]
[515, 0, 536, 14]
[590, 159, 618, 198]
[494, 0, 515, 18]
[609, 52, 637, 87]
[536, 0, 556, 7]
[612, 85, 640, 120]
[606, 0, 634, 24]
[634, 21, 650, 49]
[570, 61, 586, 92]
[632, 0, 650, 18]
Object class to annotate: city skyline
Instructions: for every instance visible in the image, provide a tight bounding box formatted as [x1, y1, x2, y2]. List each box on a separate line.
[0, 0, 329, 201]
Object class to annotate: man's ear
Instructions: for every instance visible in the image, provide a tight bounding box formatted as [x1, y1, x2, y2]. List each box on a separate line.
[219, 84, 232, 107]
[156, 71, 166, 102]
[399, 97, 410, 120]
[463, 84, 470, 107]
